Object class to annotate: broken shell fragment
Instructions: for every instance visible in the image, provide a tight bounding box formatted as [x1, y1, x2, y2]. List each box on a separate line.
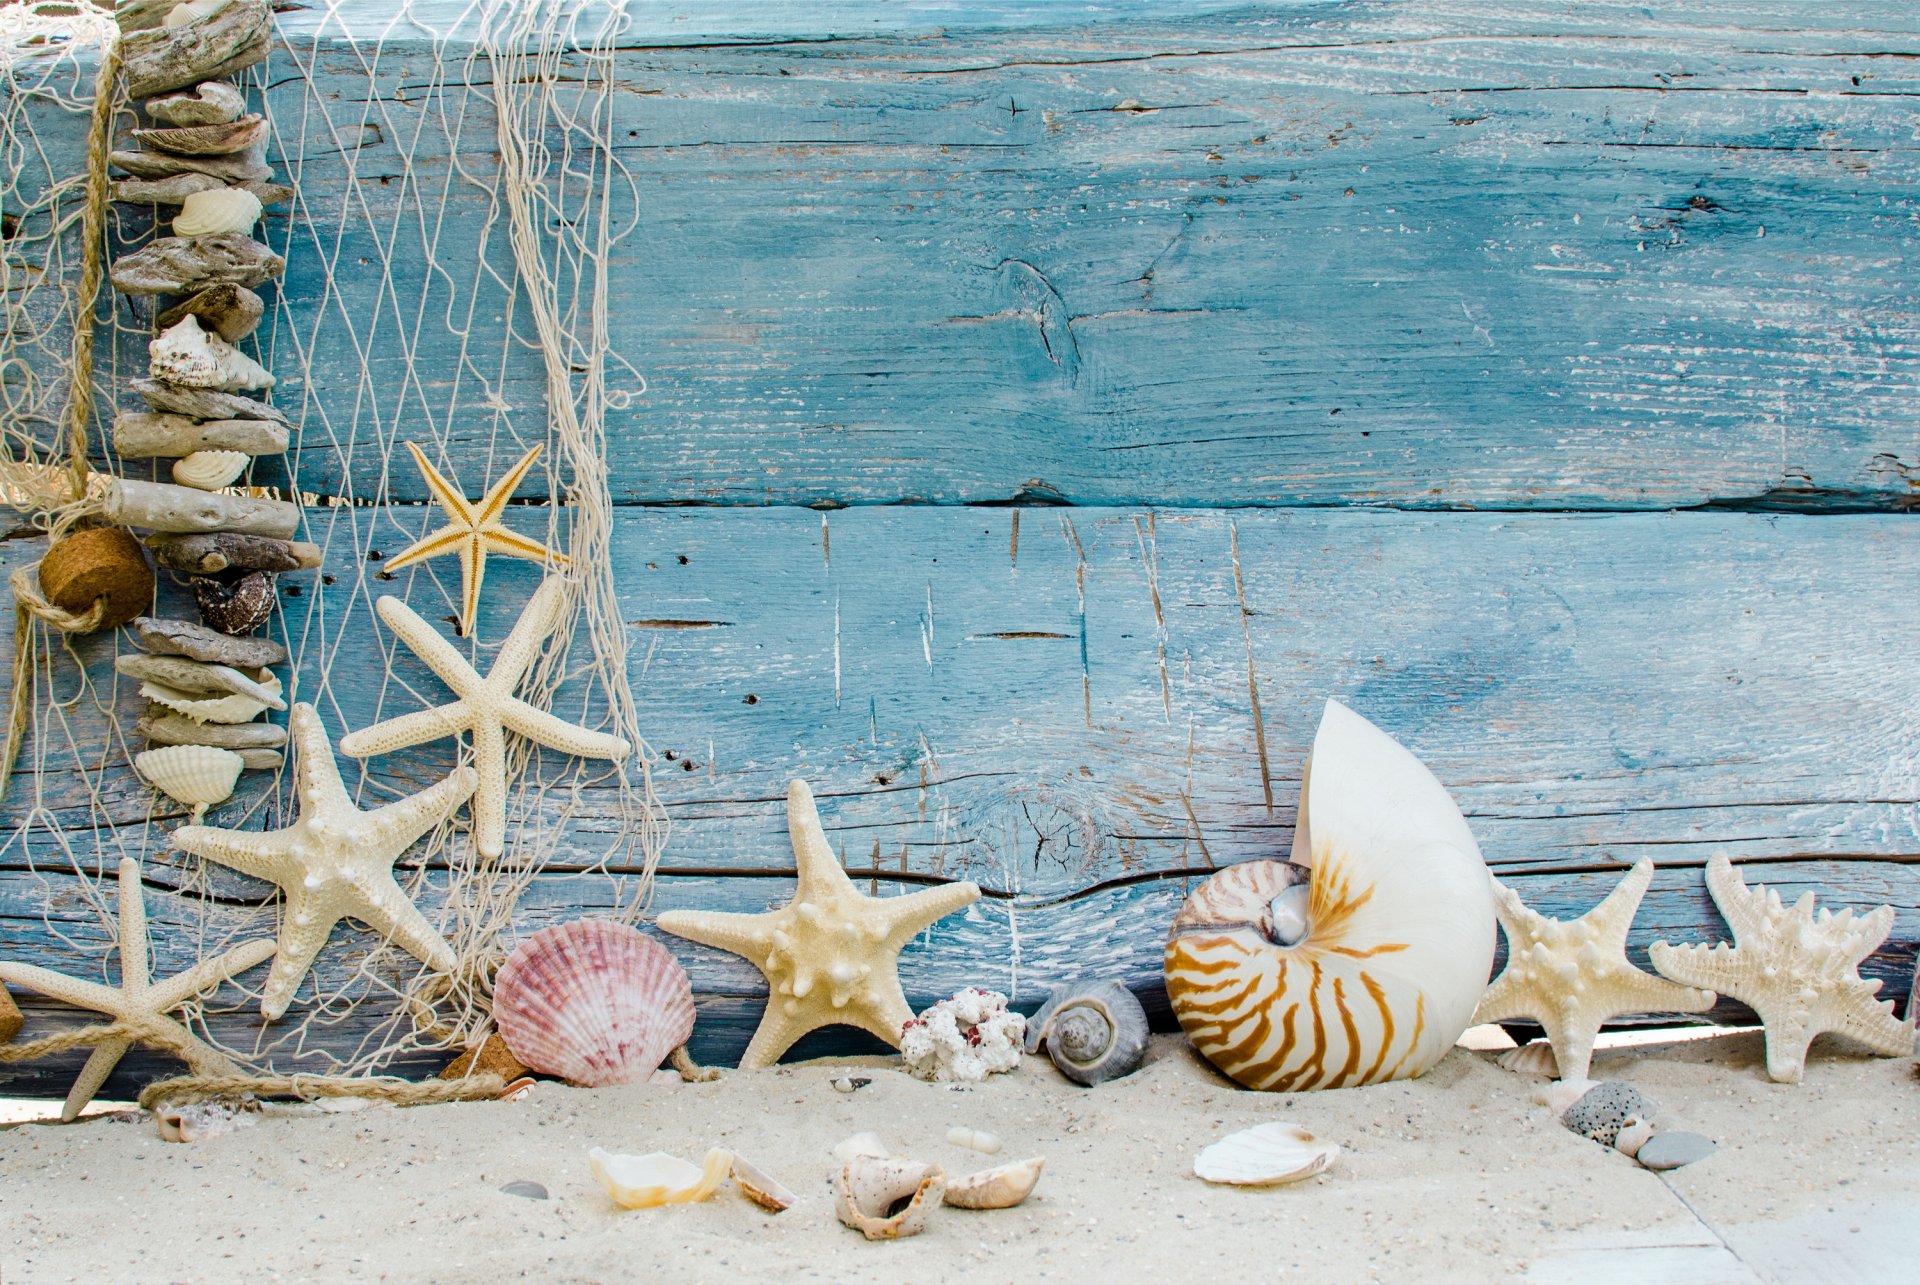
[172, 450, 251, 491]
[134, 744, 244, 815]
[944, 1126, 1002, 1155]
[831, 1131, 891, 1165]
[731, 1154, 797, 1212]
[173, 186, 263, 238]
[834, 1155, 946, 1240]
[115, 653, 284, 707]
[155, 1096, 255, 1142]
[146, 80, 247, 126]
[1193, 1122, 1340, 1187]
[149, 315, 274, 391]
[588, 1147, 732, 1210]
[138, 671, 279, 725]
[944, 1156, 1044, 1210]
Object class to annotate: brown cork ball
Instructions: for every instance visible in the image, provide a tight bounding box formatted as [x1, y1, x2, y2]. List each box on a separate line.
[37, 527, 155, 631]
[439, 1032, 530, 1084]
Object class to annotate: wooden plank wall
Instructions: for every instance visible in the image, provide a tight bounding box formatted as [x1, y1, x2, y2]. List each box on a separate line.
[3, 0, 1917, 1094]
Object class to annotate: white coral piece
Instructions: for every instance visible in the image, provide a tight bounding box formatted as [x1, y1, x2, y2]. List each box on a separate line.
[149, 314, 274, 391]
[899, 987, 1026, 1083]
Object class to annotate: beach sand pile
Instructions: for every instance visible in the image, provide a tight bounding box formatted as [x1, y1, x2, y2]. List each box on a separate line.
[1, 1031, 1910, 1283]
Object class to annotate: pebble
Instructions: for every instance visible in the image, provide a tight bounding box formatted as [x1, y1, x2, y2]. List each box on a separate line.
[500, 1180, 549, 1200]
[1635, 1131, 1716, 1171]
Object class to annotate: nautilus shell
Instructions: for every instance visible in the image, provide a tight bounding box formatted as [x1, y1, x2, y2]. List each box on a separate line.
[1163, 699, 1495, 1092]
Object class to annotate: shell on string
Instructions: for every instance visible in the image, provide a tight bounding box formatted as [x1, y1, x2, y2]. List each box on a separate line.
[172, 449, 251, 491]
[140, 669, 279, 725]
[173, 186, 262, 238]
[1025, 979, 1151, 1086]
[834, 1155, 946, 1240]
[944, 1157, 1045, 1209]
[165, 0, 232, 28]
[134, 744, 243, 815]
[1193, 1122, 1340, 1187]
[1163, 699, 1496, 1091]
[492, 919, 696, 1088]
[192, 570, 276, 634]
[730, 1154, 796, 1212]
[588, 1147, 732, 1209]
[149, 315, 274, 391]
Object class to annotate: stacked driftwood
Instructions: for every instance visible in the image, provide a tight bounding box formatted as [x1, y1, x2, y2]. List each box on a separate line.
[99, 0, 308, 812]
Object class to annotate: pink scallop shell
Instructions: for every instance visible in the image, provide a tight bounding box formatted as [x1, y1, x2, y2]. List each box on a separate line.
[493, 920, 696, 1087]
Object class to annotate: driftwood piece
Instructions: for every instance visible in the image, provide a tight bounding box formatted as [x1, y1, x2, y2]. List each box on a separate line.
[113, 0, 179, 35]
[192, 570, 276, 634]
[109, 235, 284, 296]
[114, 655, 286, 708]
[113, 175, 294, 208]
[133, 115, 267, 157]
[104, 477, 301, 539]
[145, 81, 247, 127]
[138, 711, 287, 750]
[132, 616, 286, 668]
[133, 378, 289, 429]
[122, 0, 272, 99]
[234, 749, 283, 771]
[115, 412, 287, 458]
[146, 533, 319, 575]
[109, 147, 271, 184]
[156, 284, 265, 343]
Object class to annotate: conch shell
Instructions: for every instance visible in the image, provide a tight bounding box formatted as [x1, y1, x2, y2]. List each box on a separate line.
[134, 743, 243, 815]
[172, 449, 251, 491]
[944, 1157, 1044, 1209]
[149, 315, 274, 391]
[588, 1147, 732, 1209]
[834, 1155, 945, 1240]
[173, 187, 263, 238]
[1163, 699, 1496, 1091]
[1193, 1122, 1339, 1186]
[1025, 979, 1150, 1086]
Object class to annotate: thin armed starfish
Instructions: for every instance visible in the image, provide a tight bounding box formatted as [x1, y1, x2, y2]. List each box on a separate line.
[0, 859, 274, 1120]
[339, 576, 630, 860]
[658, 780, 981, 1069]
[1476, 860, 1715, 1081]
[386, 441, 569, 635]
[175, 702, 477, 1020]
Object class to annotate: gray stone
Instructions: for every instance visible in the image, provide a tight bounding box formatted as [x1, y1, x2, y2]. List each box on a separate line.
[500, 1181, 549, 1200]
[1635, 1131, 1717, 1171]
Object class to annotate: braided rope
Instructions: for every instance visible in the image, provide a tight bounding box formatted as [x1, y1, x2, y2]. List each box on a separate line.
[138, 1071, 508, 1111]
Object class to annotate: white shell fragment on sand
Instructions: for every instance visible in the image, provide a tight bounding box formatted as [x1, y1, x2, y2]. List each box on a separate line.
[731, 1154, 797, 1212]
[944, 1156, 1045, 1209]
[172, 449, 251, 490]
[945, 1126, 1002, 1155]
[173, 186, 263, 238]
[831, 1131, 891, 1165]
[149, 315, 274, 391]
[835, 1155, 946, 1240]
[135, 744, 244, 813]
[155, 1097, 255, 1142]
[588, 1147, 732, 1209]
[1193, 1122, 1340, 1187]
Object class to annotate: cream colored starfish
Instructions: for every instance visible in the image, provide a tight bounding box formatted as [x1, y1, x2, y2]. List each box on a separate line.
[339, 576, 630, 861]
[1476, 860, 1715, 1081]
[0, 859, 274, 1120]
[1651, 855, 1915, 1083]
[175, 702, 477, 1020]
[386, 441, 570, 636]
[658, 780, 981, 1069]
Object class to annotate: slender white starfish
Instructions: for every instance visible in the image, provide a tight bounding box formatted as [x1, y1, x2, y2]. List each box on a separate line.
[1475, 860, 1715, 1081]
[1651, 855, 1916, 1083]
[175, 702, 477, 1020]
[339, 576, 630, 860]
[385, 441, 569, 635]
[0, 859, 274, 1120]
[658, 780, 981, 1069]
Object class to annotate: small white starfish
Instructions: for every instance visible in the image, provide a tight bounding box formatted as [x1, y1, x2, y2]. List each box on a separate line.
[385, 441, 569, 636]
[0, 858, 274, 1120]
[175, 702, 477, 1020]
[1475, 860, 1715, 1081]
[1652, 855, 1916, 1083]
[339, 576, 630, 860]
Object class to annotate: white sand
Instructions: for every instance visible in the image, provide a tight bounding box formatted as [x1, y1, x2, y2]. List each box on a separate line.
[1, 1031, 1911, 1284]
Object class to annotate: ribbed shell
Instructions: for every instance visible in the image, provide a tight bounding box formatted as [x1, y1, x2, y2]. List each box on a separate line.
[135, 743, 243, 808]
[493, 920, 695, 1087]
[1163, 699, 1495, 1092]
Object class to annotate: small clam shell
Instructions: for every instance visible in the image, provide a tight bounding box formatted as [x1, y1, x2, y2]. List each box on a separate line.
[1193, 1122, 1340, 1187]
[1497, 1041, 1559, 1077]
[493, 920, 696, 1088]
[945, 1126, 1002, 1155]
[173, 187, 263, 238]
[834, 1155, 945, 1240]
[944, 1156, 1044, 1210]
[172, 450, 251, 491]
[135, 744, 243, 811]
[730, 1154, 796, 1212]
[1027, 979, 1150, 1086]
[831, 1131, 891, 1165]
[1558, 1081, 1658, 1150]
[588, 1147, 731, 1209]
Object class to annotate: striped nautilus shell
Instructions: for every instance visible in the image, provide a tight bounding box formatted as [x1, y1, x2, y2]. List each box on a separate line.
[1164, 699, 1495, 1091]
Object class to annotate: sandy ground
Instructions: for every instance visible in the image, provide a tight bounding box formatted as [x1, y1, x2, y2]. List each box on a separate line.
[1, 1030, 1913, 1284]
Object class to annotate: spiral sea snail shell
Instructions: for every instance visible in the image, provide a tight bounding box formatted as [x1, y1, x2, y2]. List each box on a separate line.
[1163, 699, 1495, 1092]
[1024, 980, 1150, 1086]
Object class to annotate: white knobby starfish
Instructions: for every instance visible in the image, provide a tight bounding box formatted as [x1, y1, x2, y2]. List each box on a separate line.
[339, 576, 630, 860]
[0, 858, 274, 1120]
[658, 780, 981, 1069]
[175, 702, 477, 1020]
[1475, 860, 1715, 1081]
[1651, 855, 1916, 1083]
[385, 441, 570, 636]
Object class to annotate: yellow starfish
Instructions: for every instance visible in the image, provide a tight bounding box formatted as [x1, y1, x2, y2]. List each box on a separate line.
[1475, 860, 1715, 1081]
[1651, 856, 1916, 1083]
[175, 702, 478, 1020]
[658, 780, 981, 1069]
[386, 441, 570, 635]
[0, 859, 274, 1120]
